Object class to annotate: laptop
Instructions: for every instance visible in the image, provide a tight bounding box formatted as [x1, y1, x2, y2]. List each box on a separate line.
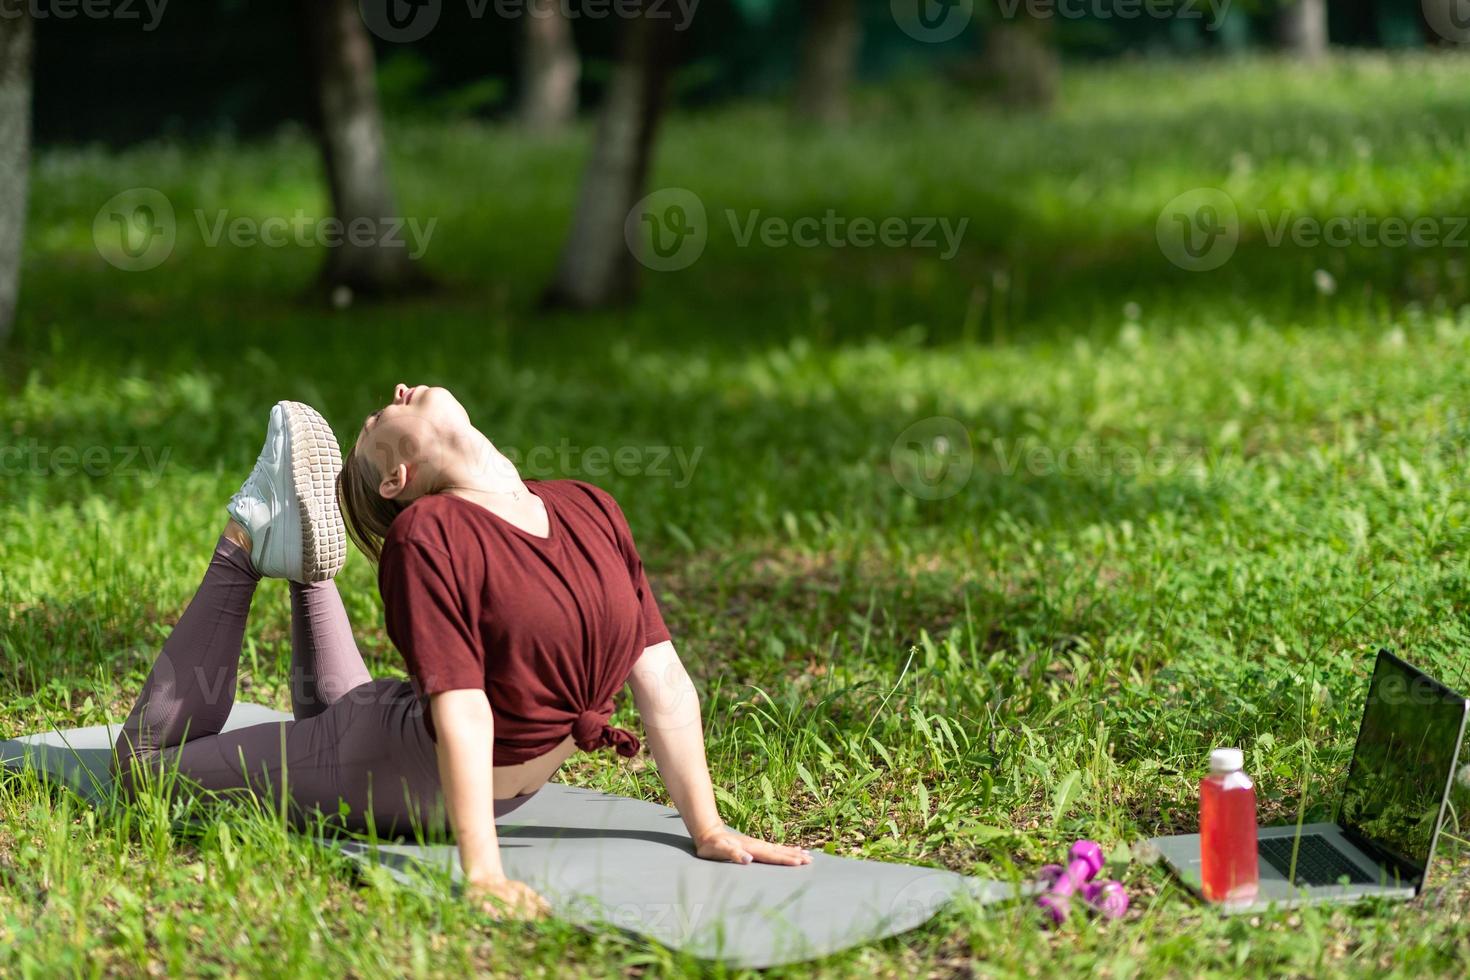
[1150, 649, 1470, 912]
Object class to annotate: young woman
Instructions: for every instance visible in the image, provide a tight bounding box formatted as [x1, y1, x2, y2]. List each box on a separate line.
[113, 391, 810, 919]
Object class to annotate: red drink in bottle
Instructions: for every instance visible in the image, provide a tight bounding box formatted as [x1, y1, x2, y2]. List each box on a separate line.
[1199, 747, 1259, 908]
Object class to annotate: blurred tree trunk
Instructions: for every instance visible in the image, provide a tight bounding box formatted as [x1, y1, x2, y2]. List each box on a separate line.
[301, 0, 427, 298]
[794, 0, 861, 124]
[543, 12, 675, 310]
[0, 9, 32, 345]
[1275, 0, 1329, 59]
[1337, 0, 1380, 45]
[519, 0, 580, 131]
[980, 5, 1058, 110]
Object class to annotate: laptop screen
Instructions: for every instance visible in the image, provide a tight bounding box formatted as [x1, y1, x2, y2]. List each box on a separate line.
[1338, 651, 1468, 880]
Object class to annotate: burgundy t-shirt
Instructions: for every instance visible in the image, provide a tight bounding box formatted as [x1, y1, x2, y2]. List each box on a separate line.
[377, 480, 671, 765]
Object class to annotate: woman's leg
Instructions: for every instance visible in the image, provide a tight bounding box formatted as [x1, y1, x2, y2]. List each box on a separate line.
[112, 554, 430, 830]
[142, 679, 535, 836]
[113, 533, 261, 769]
[112, 541, 531, 832]
[288, 580, 372, 720]
[114, 399, 348, 790]
[123, 680, 430, 834]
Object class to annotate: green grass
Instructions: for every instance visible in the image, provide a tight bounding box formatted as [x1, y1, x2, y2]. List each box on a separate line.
[7, 50, 1470, 976]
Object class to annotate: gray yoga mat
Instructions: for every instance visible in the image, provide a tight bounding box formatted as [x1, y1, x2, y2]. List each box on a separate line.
[0, 703, 1031, 968]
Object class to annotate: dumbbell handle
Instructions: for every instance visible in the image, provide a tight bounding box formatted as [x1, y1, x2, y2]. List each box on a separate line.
[1043, 841, 1104, 893]
[1053, 857, 1097, 896]
[1081, 880, 1129, 919]
[1035, 841, 1106, 925]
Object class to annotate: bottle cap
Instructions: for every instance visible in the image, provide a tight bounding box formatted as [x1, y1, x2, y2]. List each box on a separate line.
[1209, 747, 1244, 773]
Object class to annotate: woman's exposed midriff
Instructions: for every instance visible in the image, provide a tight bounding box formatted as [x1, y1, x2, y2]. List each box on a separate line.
[492, 734, 577, 797]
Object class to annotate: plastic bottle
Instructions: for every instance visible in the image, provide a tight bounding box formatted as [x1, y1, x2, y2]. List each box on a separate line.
[1199, 747, 1259, 907]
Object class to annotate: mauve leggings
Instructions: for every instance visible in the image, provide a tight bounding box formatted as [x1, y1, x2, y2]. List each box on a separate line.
[112, 536, 532, 835]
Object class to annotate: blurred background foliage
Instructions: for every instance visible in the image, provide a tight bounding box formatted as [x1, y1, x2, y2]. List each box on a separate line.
[32, 0, 1441, 146]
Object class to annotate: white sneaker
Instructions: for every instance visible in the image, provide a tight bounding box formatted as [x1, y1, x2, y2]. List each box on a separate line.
[226, 401, 346, 582]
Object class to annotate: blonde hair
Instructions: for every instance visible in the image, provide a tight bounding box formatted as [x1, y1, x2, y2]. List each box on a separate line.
[336, 442, 407, 564]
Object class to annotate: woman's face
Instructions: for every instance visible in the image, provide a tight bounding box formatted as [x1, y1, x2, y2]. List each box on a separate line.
[354, 384, 472, 500]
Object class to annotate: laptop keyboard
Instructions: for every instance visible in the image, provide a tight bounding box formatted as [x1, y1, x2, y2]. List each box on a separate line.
[1259, 834, 1376, 886]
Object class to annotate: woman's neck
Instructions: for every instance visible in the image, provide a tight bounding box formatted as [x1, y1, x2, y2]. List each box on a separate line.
[438, 429, 526, 498]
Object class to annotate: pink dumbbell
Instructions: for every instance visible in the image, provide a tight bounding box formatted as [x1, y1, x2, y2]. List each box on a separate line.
[1035, 840, 1105, 925]
[1080, 879, 1129, 919]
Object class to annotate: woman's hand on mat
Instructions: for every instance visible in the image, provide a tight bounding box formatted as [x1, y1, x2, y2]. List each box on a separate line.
[466, 875, 551, 920]
[694, 828, 814, 866]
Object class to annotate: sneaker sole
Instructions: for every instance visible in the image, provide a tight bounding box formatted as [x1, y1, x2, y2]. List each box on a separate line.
[279, 401, 347, 582]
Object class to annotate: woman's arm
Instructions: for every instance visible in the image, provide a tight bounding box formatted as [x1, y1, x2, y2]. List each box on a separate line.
[429, 689, 550, 917]
[628, 641, 812, 866]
